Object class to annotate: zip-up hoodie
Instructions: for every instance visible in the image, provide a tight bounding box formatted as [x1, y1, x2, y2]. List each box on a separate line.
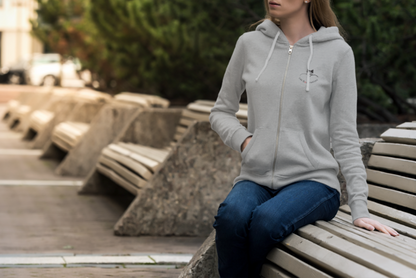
[209, 19, 370, 223]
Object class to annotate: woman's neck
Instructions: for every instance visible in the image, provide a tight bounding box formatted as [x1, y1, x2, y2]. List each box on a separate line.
[278, 12, 315, 45]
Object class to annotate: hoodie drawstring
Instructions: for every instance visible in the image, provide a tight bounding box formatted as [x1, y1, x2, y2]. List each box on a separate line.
[255, 31, 280, 82]
[255, 32, 314, 93]
[306, 35, 313, 92]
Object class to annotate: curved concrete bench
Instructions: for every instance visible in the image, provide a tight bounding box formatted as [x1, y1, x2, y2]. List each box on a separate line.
[80, 100, 248, 236]
[45, 93, 172, 177]
[4, 86, 53, 130]
[180, 123, 416, 278]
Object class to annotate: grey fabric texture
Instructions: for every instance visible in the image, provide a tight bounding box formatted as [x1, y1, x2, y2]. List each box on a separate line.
[209, 19, 370, 223]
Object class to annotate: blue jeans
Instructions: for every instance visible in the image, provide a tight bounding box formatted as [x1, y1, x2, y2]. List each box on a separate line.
[213, 179, 340, 278]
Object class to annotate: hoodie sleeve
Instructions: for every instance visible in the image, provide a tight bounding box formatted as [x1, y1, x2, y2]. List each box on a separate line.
[329, 47, 370, 223]
[209, 35, 252, 153]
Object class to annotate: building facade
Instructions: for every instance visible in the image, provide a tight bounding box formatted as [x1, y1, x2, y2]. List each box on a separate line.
[0, 0, 43, 68]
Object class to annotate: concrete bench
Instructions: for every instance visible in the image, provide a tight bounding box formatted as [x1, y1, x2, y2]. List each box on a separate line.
[3, 86, 53, 130]
[180, 123, 416, 278]
[44, 92, 171, 177]
[23, 87, 79, 144]
[80, 100, 248, 236]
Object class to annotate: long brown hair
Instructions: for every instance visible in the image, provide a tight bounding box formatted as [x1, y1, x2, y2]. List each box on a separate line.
[250, 0, 347, 40]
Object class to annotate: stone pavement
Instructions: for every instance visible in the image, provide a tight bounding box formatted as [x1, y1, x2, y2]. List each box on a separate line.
[0, 97, 205, 277]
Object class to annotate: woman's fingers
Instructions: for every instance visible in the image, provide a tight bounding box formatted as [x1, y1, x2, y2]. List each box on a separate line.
[354, 218, 399, 236]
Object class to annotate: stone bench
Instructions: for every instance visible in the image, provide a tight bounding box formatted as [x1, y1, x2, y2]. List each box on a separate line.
[44, 92, 171, 177]
[80, 100, 248, 236]
[3, 87, 53, 130]
[180, 123, 416, 278]
[23, 87, 80, 144]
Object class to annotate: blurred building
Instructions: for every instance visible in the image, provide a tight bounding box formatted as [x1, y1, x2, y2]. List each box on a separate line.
[0, 0, 43, 68]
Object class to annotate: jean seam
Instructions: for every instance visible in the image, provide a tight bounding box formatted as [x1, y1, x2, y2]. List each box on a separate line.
[287, 189, 339, 230]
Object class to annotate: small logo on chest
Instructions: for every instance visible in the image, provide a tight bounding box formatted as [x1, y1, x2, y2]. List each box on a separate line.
[299, 69, 319, 84]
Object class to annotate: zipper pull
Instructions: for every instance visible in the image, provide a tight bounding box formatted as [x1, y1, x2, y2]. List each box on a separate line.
[288, 45, 293, 55]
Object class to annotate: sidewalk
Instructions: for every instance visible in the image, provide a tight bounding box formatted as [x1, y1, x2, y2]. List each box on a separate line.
[0, 98, 204, 277]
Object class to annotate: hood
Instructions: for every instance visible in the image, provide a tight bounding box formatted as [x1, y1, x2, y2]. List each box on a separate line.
[254, 19, 344, 91]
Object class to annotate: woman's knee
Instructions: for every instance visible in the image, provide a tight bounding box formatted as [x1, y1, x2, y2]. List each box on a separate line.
[213, 200, 253, 237]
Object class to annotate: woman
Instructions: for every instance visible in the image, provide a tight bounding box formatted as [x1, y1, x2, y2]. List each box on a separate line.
[209, 0, 399, 277]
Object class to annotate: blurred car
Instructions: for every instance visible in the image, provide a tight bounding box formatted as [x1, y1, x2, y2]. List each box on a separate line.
[0, 59, 30, 84]
[25, 53, 62, 86]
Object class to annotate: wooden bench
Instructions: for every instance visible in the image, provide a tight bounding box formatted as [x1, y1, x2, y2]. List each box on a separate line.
[80, 100, 248, 236]
[23, 87, 79, 142]
[260, 122, 416, 277]
[94, 100, 247, 196]
[180, 122, 416, 278]
[3, 87, 53, 130]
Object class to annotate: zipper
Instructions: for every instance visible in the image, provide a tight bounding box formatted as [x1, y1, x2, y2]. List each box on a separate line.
[271, 44, 293, 187]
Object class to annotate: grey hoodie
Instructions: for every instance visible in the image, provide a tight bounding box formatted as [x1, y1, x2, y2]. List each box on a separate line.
[209, 19, 370, 223]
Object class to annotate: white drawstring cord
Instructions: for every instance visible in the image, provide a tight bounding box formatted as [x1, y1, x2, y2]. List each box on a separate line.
[255, 31, 280, 82]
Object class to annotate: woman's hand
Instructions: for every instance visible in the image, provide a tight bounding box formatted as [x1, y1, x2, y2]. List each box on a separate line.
[241, 136, 252, 152]
[353, 217, 399, 236]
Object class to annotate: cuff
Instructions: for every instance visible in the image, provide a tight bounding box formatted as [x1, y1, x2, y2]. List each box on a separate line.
[350, 199, 370, 223]
[230, 128, 253, 153]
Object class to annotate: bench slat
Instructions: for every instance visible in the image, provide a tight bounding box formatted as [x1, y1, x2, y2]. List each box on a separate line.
[102, 148, 153, 180]
[381, 128, 416, 145]
[179, 117, 195, 128]
[117, 142, 169, 164]
[331, 216, 416, 258]
[316, 220, 416, 269]
[108, 144, 159, 172]
[367, 168, 416, 194]
[368, 155, 416, 176]
[182, 109, 210, 122]
[337, 208, 416, 241]
[297, 225, 416, 276]
[96, 164, 138, 196]
[396, 122, 416, 130]
[372, 142, 416, 160]
[261, 263, 295, 278]
[266, 248, 331, 278]
[368, 183, 416, 210]
[281, 233, 387, 278]
[367, 200, 416, 229]
[51, 134, 72, 152]
[175, 126, 188, 136]
[98, 155, 146, 188]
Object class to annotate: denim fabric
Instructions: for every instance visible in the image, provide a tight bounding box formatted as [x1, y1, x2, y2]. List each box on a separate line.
[213, 179, 340, 278]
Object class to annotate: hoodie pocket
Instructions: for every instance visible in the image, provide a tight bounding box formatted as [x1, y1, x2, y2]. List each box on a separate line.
[275, 128, 319, 177]
[241, 127, 275, 175]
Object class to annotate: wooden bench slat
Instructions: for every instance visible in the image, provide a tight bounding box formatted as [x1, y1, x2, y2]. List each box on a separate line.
[396, 122, 416, 130]
[96, 164, 138, 196]
[281, 233, 387, 278]
[315, 220, 416, 269]
[98, 155, 146, 188]
[266, 248, 331, 278]
[179, 117, 195, 128]
[368, 155, 416, 176]
[261, 263, 295, 278]
[102, 148, 153, 180]
[367, 200, 416, 229]
[173, 133, 183, 142]
[117, 142, 169, 164]
[175, 126, 188, 136]
[381, 128, 416, 145]
[337, 208, 416, 241]
[298, 225, 416, 277]
[368, 183, 416, 210]
[327, 217, 416, 262]
[367, 168, 416, 194]
[50, 134, 72, 152]
[182, 109, 210, 122]
[108, 144, 160, 172]
[372, 142, 416, 160]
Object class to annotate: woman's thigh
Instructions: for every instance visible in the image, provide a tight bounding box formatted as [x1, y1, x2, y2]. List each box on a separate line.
[249, 180, 340, 242]
[213, 180, 273, 237]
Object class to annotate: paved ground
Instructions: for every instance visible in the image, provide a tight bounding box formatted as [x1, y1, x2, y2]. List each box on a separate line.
[0, 89, 205, 277]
